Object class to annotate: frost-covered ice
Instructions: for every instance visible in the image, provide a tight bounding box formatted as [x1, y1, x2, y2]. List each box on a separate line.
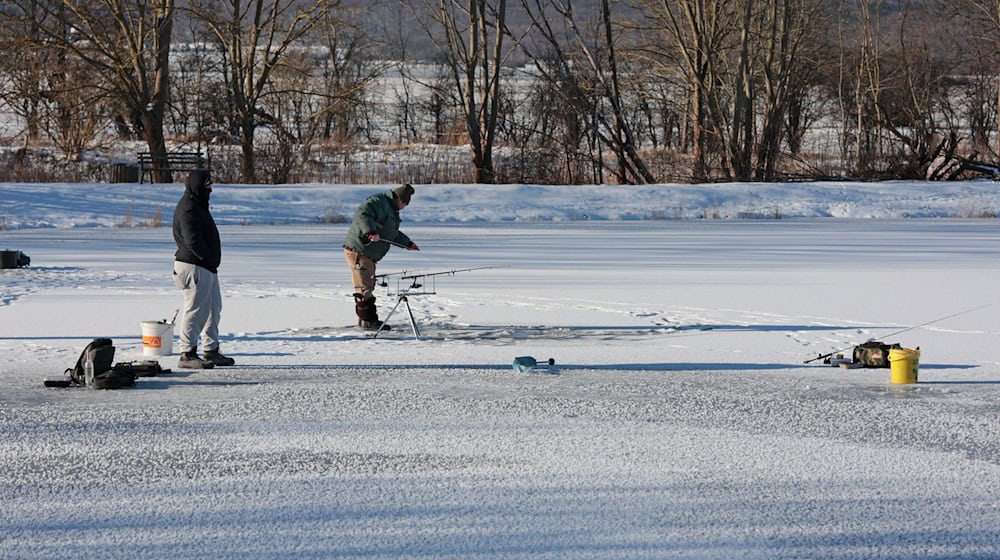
[2, 181, 1000, 559]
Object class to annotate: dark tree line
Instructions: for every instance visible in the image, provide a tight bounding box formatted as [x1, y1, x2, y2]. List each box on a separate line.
[0, 0, 997, 184]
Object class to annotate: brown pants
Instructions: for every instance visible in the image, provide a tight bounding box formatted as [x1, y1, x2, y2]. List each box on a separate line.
[344, 249, 376, 298]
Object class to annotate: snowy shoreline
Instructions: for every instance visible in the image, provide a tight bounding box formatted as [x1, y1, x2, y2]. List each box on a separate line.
[4, 179, 1000, 230]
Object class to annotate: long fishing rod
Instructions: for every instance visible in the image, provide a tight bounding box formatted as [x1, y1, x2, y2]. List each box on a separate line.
[803, 303, 992, 364]
[377, 266, 508, 280]
[401, 266, 508, 281]
[376, 265, 509, 290]
[400, 266, 509, 289]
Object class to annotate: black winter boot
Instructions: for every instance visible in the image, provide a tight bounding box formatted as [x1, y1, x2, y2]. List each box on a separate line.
[178, 351, 215, 369]
[357, 295, 390, 331]
[203, 349, 235, 366]
[353, 293, 367, 322]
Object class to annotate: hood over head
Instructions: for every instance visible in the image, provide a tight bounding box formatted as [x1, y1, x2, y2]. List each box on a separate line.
[185, 169, 213, 202]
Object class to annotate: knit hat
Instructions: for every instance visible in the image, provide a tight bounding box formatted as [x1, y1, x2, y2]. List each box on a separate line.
[393, 183, 414, 205]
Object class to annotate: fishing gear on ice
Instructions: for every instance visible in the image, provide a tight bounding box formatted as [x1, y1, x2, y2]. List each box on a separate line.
[42, 339, 169, 389]
[804, 304, 990, 366]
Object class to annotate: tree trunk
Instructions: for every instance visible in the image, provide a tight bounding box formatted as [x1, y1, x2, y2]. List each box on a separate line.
[241, 117, 256, 183]
[754, 0, 793, 181]
[691, 80, 708, 182]
[730, 0, 754, 181]
[146, 2, 174, 183]
[141, 111, 172, 183]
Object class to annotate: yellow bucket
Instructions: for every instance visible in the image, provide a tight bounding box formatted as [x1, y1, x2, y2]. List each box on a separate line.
[888, 347, 920, 384]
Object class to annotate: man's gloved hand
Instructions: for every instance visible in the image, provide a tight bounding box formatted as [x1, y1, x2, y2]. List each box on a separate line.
[366, 233, 380, 243]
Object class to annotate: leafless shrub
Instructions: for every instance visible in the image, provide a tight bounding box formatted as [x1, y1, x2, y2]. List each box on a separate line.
[956, 204, 997, 219]
[648, 208, 668, 220]
[144, 207, 164, 228]
[0, 149, 104, 182]
[699, 204, 724, 220]
[316, 206, 349, 224]
[119, 203, 134, 228]
[737, 206, 782, 220]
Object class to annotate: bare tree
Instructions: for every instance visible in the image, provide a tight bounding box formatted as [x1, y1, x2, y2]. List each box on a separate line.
[957, 58, 998, 158]
[958, 0, 1000, 159]
[2, 0, 176, 178]
[314, 9, 387, 145]
[0, 5, 48, 146]
[184, 0, 334, 183]
[43, 61, 109, 158]
[834, 0, 898, 177]
[168, 39, 224, 146]
[753, 0, 828, 180]
[405, 0, 512, 183]
[493, 49, 600, 183]
[514, 0, 655, 184]
[634, 0, 731, 181]
[595, 0, 655, 183]
[830, 0, 957, 179]
[379, 8, 425, 143]
[258, 8, 387, 182]
[635, 0, 825, 181]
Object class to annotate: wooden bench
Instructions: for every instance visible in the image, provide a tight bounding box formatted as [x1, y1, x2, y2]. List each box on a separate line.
[137, 151, 206, 183]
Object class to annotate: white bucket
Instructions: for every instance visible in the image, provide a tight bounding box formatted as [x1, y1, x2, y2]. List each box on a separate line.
[141, 321, 174, 356]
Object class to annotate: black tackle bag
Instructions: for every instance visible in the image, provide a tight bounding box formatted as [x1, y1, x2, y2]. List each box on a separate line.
[852, 341, 901, 368]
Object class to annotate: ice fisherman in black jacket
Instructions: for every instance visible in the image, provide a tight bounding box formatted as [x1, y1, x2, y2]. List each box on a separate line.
[172, 169, 235, 369]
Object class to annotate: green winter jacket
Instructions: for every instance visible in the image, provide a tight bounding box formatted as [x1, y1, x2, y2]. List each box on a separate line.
[343, 190, 412, 262]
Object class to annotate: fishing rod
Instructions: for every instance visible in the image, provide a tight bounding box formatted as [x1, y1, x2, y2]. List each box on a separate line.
[367, 238, 414, 250]
[401, 266, 508, 284]
[376, 266, 509, 287]
[803, 303, 992, 364]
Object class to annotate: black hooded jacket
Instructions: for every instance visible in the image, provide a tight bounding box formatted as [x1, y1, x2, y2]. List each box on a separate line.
[173, 169, 221, 273]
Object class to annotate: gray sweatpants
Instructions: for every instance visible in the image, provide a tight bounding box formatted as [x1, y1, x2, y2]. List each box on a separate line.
[173, 261, 222, 354]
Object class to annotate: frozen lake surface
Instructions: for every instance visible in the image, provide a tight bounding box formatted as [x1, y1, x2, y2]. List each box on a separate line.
[3, 215, 1000, 559]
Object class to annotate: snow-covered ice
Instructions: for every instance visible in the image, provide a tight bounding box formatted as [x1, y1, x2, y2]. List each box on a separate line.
[2, 180, 1000, 559]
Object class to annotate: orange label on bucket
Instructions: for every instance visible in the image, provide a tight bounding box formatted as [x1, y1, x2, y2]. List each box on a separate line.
[143, 335, 162, 348]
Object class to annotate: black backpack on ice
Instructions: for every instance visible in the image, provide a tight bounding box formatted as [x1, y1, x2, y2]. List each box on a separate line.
[44, 338, 136, 389]
[68, 338, 116, 385]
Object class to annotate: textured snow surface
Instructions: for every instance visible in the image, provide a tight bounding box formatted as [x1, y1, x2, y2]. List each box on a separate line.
[2, 182, 1000, 559]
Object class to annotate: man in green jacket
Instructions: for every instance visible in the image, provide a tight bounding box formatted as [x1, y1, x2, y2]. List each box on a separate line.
[343, 184, 419, 330]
